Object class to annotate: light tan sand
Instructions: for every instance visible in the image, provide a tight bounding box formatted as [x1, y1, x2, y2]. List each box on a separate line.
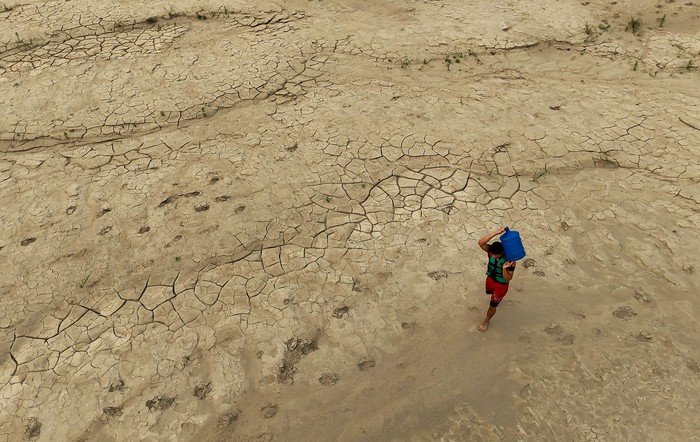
[1, 0, 699, 440]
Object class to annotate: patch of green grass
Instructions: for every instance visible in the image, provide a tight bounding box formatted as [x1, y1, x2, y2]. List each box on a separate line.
[686, 60, 695, 70]
[146, 16, 158, 24]
[584, 22, 594, 36]
[626, 17, 642, 34]
[175, 256, 181, 262]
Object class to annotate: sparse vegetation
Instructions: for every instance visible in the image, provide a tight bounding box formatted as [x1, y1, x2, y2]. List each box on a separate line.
[687, 60, 695, 70]
[166, 6, 183, 19]
[633, 60, 639, 71]
[146, 16, 158, 24]
[444, 52, 464, 70]
[175, 256, 181, 262]
[584, 22, 594, 36]
[657, 14, 666, 27]
[626, 17, 642, 34]
[196, 10, 207, 20]
[78, 273, 91, 288]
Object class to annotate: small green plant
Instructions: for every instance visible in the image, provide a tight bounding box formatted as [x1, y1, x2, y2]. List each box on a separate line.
[532, 166, 547, 182]
[444, 56, 452, 70]
[175, 256, 181, 262]
[687, 60, 695, 70]
[160, 111, 165, 117]
[444, 52, 464, 70]
[633, 60, 639, 71]
[78, 273, 91, 288]
[626, 17, 642, 34]
[166, 6, 182, 19]
[657, 14, 666, 27]
[146, 16, 158, 24]
[584, 22, 594, 36]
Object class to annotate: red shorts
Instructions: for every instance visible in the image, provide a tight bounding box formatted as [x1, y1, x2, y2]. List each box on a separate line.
[485, 276, 509, 305]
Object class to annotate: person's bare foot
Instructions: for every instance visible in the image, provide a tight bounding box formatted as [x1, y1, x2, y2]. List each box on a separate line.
[478, 320, 489, 332]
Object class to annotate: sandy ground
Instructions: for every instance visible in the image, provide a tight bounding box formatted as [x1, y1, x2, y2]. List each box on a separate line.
[1, 0, 700, 440]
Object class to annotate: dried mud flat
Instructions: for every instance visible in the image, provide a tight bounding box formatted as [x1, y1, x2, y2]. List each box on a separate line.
[1, 0, 699, 440]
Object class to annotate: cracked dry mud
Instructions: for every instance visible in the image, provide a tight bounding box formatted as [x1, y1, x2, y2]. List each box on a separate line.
[1, 0, 699, 440]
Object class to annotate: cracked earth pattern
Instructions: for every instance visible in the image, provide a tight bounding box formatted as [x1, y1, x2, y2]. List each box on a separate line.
[1, 0, 699, 440]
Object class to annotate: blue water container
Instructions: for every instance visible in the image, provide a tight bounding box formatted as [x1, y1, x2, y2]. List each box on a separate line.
[500, 227, 526, 261]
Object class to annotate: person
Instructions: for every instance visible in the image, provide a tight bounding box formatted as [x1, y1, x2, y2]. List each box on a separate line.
[477, 227, 516, 332]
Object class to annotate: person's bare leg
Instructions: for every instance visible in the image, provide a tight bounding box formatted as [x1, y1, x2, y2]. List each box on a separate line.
[478, 306, 497, 332]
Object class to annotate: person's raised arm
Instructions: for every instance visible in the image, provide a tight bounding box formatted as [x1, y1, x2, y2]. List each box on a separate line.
[478, 227, 506, 252]
[502, 261, 516, 282]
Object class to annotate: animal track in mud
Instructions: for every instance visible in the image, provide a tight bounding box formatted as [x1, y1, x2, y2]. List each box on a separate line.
[101, 406, 123, 422]
[234, 205, 246, 214]
[158, 196, 176, 207]
[193, 382, 212, 399]
[544, 323, 574, 345]
[214, 195, 230, 202]
[634, 289, 651, 304]
[427, 270, 448, 281]
[358, 357, 376, 371]
[261, 404, 278, 418]
[194, 204, 210, 212]
[97, 207, 112, 218]
[98, 226, 112, 235]
[108, 378, 125, 392]
[401, 321, 416, 331]
[522, 258, 536, 268]
[612, 306, 637, 320]
[351, 278, 364, 292]
[66, 205, 77, 215]
[332, 306, 350, 319]
[319, 372, 339, 386]
[138, 226, 150, 234]
[637, 331, 653, 342]
[533, 270, 545, 277]
[20, 237, 36, 246]
[145, 396, 175, 412]
[277, 337, 319, 384]
[217, 410, 240, 427]
[25, 417, 41, 440]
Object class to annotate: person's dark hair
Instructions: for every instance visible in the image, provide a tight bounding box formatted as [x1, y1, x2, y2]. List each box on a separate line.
[489, 241, 504, 255]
